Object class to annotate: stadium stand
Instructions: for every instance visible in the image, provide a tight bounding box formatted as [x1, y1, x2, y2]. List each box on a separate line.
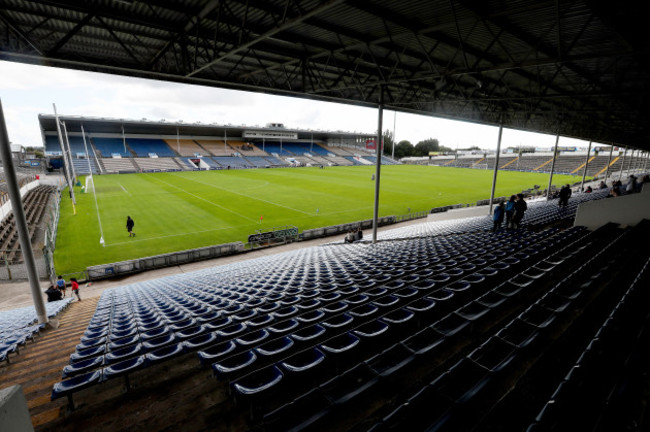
[195, 140, 233, 156]
[227, 141, 268, 156]
[71, 158, 100, 175]
[0, 185, 56, 264]
[1, 299, 72, 364]
[91, 138, 131, 158]
[211, 156, 253, 169]
[101, 158, 137, 173]
[126, 138, 176, 158]
[132, 158, 183, 172]
[163, 139, 205, 157]
[43, 135, 62, 154]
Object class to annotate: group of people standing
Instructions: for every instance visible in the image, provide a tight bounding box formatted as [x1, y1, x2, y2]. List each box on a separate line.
[493, 194, 528, 231]
[45, 275, 81, 302]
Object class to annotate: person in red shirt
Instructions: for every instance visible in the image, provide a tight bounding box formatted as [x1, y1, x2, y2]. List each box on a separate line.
[70, 277, 81, 301]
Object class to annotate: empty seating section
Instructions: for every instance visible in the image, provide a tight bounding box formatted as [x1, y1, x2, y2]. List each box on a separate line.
[44, 135, 62, 153]
[195, 140, 232, 156]
[132, 158, 182, 172]
[1, 299, 72, 364]
[164, 139, 204, 156]
[51, 186, 646, 431]
[211, 157, 252, 168]
[72, 158, 100, 175]
[126, 138, 176, 157]
[101, 158, 136, 173]
[92, 138, 131, 157]
[1, 186, 56, 263]
[227, 141, 268, 156]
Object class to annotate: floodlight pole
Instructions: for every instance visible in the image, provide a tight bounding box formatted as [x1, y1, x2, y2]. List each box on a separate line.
[604, 144, 614, 182]
[372, 86, 384, 244]
[488, 123, 504, 215]
[0, 100, 48, 324]
[580, 140, 592, 192]
[618, 147, 627, 180]
[546, 132, 560, 199]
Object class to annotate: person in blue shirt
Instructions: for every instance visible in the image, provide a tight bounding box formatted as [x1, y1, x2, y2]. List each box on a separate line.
[56, 275, 67, 297]
[493, 201, 505, 232]
[505, 195, 516, 229]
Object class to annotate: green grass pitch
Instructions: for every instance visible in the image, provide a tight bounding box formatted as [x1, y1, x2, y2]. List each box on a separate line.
[53, 165, 581, 275]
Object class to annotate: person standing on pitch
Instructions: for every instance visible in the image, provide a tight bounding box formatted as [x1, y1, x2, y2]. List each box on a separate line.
[126, 216, 136, 237]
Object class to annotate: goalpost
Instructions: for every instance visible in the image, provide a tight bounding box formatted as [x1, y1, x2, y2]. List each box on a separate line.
[82, 125, 106, 247]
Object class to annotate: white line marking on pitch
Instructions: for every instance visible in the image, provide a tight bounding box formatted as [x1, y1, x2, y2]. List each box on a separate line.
[149, 175, 257, 223]
[171, 172, 312, 215]
[119, 183, 130, 195]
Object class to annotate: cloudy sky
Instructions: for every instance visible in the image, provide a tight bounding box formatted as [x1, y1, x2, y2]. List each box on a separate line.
[0, 60, 593, 151]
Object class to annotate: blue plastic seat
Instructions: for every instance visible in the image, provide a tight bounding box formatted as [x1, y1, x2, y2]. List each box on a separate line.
[140, 326, 170, 341]
[142, 333, 177, 350]
[267, 318, 299, 336]
[175, 325, 207, 340]
[108, 334, 140, 351]
[321, 301, 349, 314]
[231, 365, 284, 405]
[62, 356, 104, 378]
[403, 327, 445, 355]
[183, 332, 218, 350]
[280, 347, 327, 380]
[321, 313, 354, 330]
[349, 303, 379, 318]
[102, 355, 146, 383]
[212, 350, 258, 381]
[105, 343, 143, 364]
[296, 309, 326, 323]
[216, 322, 248, 340]
[236, 329, 270, 347]
[145, 343, 185, 363]
[70, 345, 106, 363]
[51, 369, 103, 408]
[291, 324, 327, 344]
[197, 340, 237, 365]
[204, 316, 233, 331]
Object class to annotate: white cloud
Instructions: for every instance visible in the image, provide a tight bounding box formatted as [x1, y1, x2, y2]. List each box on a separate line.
[0, 60, 598, 151]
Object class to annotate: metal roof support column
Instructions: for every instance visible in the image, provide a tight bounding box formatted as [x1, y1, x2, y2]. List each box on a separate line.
[604, 144, 614, 182]
[121, 123, 127, 154]
[618, 147, 627, 180]
[0, 100, 48, 324]
[580, 140, 592, 192]
[392, 111, 396, 160]
[546, 133, 560, 199]
[643, 151, 648, 172]
[372, 86, 384, 244]
[489, 122, 504, 215]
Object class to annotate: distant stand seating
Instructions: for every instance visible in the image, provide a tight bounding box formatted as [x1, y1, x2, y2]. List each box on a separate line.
[92, 138, 131, 158]
[195, 140, 232, 156]
[164, 139, 205, 157]
[126, 138, 176, 157]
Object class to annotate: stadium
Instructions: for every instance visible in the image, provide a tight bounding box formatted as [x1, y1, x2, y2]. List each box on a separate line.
[1, 1, 650, 432]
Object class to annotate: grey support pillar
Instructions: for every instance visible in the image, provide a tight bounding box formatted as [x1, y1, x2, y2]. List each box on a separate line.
[372, 87, 384, 243]
[488, 123, 504, 215]
[580, 140, 592, 192]
[618, 147, 627, 180]
[0, 100, 48, 324]
[604, 144, 614, 182]
[546, 133, 560, 199]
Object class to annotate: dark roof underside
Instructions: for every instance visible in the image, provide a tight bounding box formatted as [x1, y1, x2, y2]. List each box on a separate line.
[1, 0, 649, 149]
